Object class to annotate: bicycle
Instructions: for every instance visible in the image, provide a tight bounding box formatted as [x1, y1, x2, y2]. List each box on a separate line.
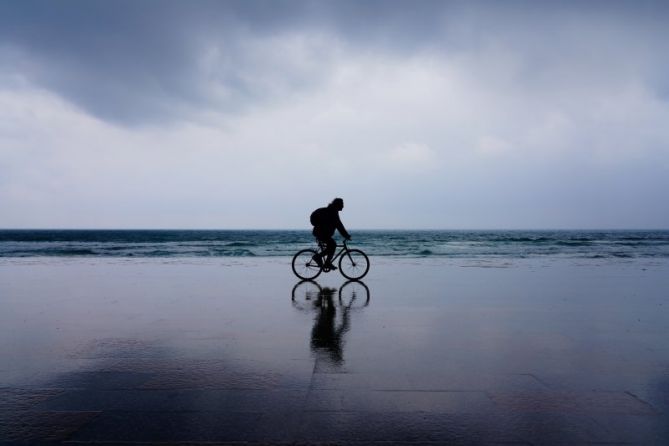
[291, 279, 371, 310]
[292, 239, 370, 280]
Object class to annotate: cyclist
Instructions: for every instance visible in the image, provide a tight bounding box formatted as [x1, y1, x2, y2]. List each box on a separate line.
[310, 198, 351, 270]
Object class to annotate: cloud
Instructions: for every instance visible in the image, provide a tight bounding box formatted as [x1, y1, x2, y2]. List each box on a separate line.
[1, 1, 669, 228]
[0, 0, 328, 125]
[2, 1, 667, 126]
[386, 142, 437, 172]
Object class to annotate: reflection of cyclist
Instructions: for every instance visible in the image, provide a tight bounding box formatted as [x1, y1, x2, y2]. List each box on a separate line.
[310, 198, 351, 270]
[310, 287, 350, 366]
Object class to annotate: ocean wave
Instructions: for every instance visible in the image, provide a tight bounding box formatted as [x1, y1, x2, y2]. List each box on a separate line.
[495, 237, 552, 243]
[554, 240, 594, 246]
[0, 248, 99, 256]
[224, 242, 258, 247]
[228, 249, 256, 257]
[610, 252, 634, 258]
[1, 230, 668, 259]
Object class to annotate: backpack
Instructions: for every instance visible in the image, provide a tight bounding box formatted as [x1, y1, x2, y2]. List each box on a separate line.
[310, 207, 327, 226]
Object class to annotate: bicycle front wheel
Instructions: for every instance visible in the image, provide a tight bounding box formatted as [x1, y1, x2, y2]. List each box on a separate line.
[339, 280, 370, 308]
[292, 249, 322, 280]
[339, 249, 370, 280]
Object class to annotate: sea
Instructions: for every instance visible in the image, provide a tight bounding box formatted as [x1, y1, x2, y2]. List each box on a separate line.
[0, 229, 668, 260]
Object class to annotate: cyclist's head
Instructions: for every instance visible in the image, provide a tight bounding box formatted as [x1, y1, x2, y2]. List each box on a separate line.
[330, 197, 344, 211]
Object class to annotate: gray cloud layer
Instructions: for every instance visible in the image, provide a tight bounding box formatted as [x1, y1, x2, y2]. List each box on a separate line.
[2, 0, 667, 125]
[2, 1, 669, 228]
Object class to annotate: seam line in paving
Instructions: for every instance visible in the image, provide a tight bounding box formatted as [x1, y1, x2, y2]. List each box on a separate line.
[290, 358, 321, 443]
[366, 389, 490, 393]
[624, 390, 660, 413]
[514, 372, 552, 389]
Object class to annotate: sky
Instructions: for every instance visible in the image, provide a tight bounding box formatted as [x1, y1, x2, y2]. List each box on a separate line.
[1, 0, 668, 229]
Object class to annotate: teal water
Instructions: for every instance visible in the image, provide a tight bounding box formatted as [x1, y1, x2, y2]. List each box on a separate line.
[1, 230, 668, 259]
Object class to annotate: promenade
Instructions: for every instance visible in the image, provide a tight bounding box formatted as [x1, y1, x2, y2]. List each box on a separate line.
[1, 258, 668, 444]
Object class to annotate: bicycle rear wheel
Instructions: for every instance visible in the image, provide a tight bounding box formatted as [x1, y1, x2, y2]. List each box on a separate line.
[339, 249, 370, 280]
[292, 249, 322, 280]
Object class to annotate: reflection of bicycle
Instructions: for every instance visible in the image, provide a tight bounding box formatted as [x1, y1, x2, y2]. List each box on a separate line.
[292, 240, 370, 280]
[291, 280, 370, 310]
[338, 280, 370, 308]
[291, 280, 323, 311]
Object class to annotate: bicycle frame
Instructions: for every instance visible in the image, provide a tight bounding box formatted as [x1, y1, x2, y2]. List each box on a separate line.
[317, 239, 352, 265]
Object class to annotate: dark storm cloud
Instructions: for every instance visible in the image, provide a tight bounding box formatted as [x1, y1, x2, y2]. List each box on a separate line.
[0, 0, 667, 125]
[0, 0, 319, 124]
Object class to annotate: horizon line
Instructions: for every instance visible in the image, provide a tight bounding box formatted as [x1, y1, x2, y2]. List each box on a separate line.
[1, 228, 668, 232]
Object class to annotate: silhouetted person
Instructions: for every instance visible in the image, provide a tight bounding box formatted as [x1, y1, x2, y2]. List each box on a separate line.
[310, 198, 351, 270]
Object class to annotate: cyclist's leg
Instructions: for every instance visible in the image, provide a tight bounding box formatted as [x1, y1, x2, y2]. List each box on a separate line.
[310, 240, 323, 267]
[313, 228, 330, 260]
[311, 228, 324, 267]
[323, 237, 336, 267]
[313, 227, 336, 268]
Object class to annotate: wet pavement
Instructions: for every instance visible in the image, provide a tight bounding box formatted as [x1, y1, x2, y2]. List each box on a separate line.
[1, 257, 669, 445]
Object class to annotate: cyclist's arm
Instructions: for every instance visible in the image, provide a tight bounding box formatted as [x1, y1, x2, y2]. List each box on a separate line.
[335, 216, 351, 240]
